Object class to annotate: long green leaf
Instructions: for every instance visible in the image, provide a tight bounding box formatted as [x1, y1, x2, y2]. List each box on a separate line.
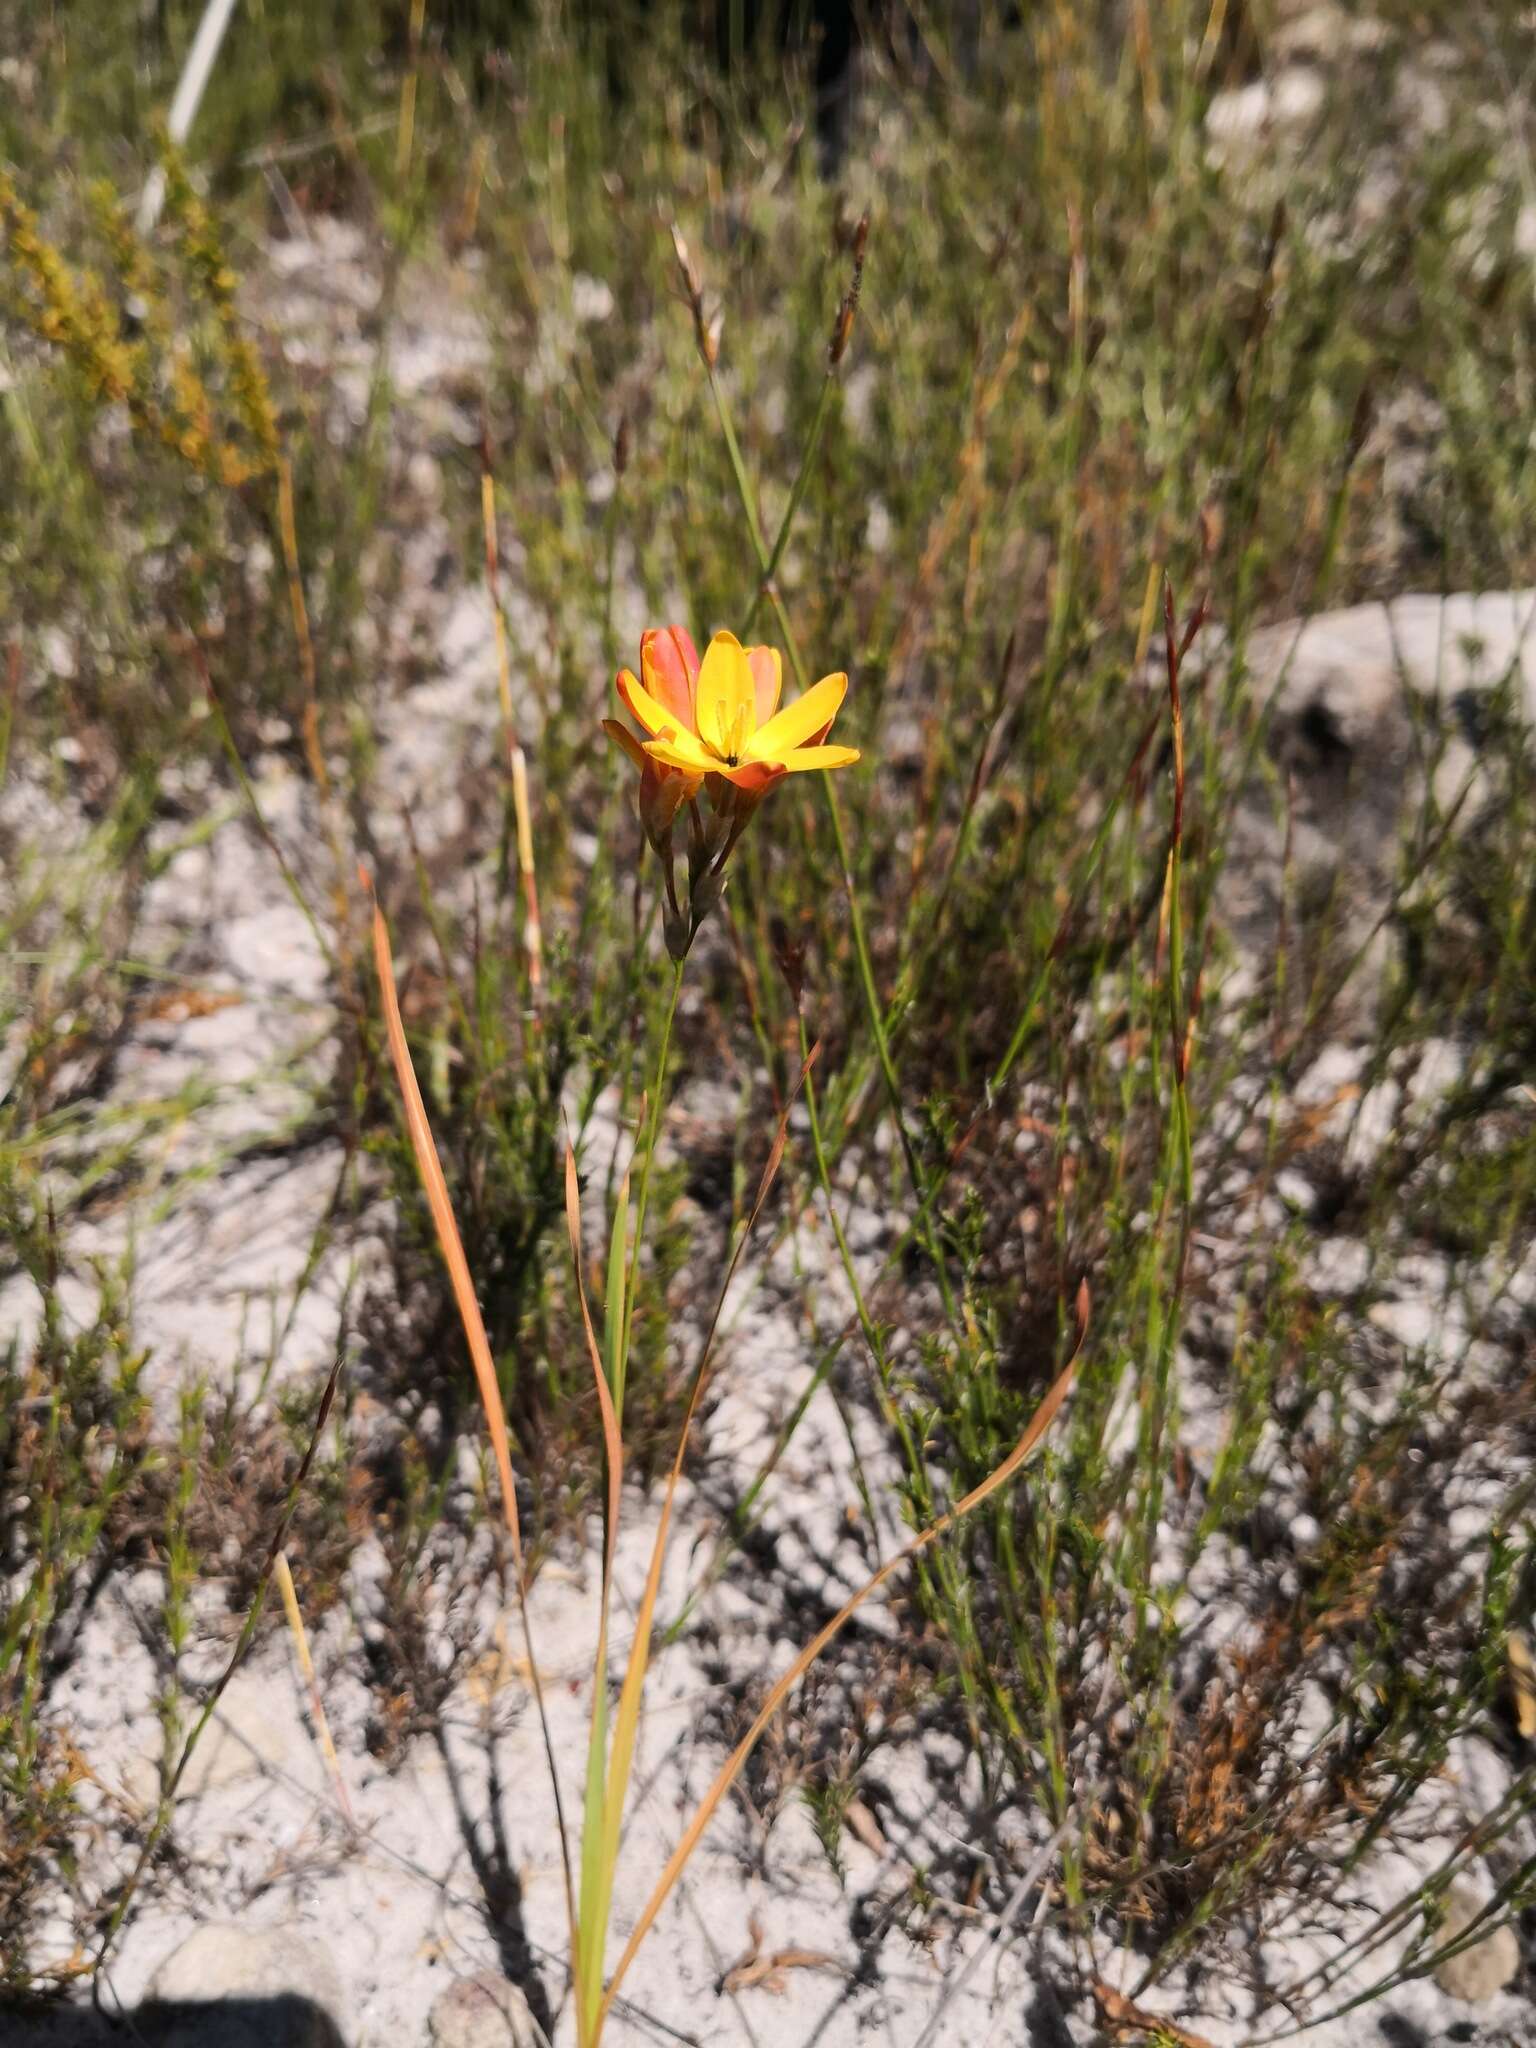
[563, 1145, 625, 2047]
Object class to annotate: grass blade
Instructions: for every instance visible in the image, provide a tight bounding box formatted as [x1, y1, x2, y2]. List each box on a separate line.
[565, 1143, 626, 2043]
[604, 1170, 629, 1419]
[274, 1549, 353, 1828]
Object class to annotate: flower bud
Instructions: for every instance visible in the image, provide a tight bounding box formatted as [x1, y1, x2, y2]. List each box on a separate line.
[690, 865, 727, 920]
[828, 210, 870, 368]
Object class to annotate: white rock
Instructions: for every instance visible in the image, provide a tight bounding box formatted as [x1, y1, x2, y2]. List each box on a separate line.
[1210, 590, 1536, 973]
[427, 1972, 543, 2047]
[148, 1923, 345, 2044]
[1250, 590, 1536, 726]
[1270, 4, 1389, 61]
[1449, 1736, 1514, 1831]
[1306, 1237, 1369, 1296]
[570, 273, 614, 324]
[1275, 1169, 1315, 1215]
[1433, 1880, 1522, 2003]
[1367, 1296, 1448, 1353]
[41, 625, 77, 678]
[1206, 67, 1326, 169]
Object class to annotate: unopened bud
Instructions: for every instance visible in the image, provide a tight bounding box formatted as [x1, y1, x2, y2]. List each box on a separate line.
[638, 763, 688, 855]
[670, 223, 722, 368]
[613, 413, 631, 477]
[830, 300, 856, 367]
[690, 865, 727, 920]
[770, 916, 808, 1007]
[670, 221, 704, 314]
[828, 210, 870, 369]
[687, 794, 731, 881]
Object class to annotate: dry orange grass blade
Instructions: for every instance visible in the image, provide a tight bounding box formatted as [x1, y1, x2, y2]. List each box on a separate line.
[365, 877, 576, 1937]
[1094, 1982, 1218, 2048]
[599, 1281, 1090, 2026]
[565, 1143, 624, 1570]
[368, 882, 523, 1568]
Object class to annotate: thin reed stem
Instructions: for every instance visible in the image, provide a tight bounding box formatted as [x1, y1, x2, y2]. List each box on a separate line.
[699, 351, 959, 1325]
[620, 957, 685, 1387]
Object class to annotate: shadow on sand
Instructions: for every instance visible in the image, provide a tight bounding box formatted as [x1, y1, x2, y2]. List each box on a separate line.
[0, 1994, 347, 2047]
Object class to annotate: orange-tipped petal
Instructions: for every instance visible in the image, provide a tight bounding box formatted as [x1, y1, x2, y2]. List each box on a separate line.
[694, 631, 757, 758]
[603, 716, 650, 773]
[746, 646, 782, 727]
[617, 666, 690, 744]
[641, 626, 700, 729]
[715, 757, 786, 791]
[775, 743, 860, 772]
[741, 672, 848, 763]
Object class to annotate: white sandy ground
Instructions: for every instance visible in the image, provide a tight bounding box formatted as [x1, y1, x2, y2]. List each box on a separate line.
[13, 1299, 1536, 2048]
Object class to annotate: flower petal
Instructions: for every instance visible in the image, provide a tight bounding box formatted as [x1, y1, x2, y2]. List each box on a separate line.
[775, 744, 861, 772]
[644, 731, 714, 774]
[741, 672, 848, 763]
[617, 666, 690, 743]
[694, 631, 758, 758]
[602, 716, 649, 773]
[639, 762, 698, 846]
[746, 645, 782, 727]
[641, 626, 700, 729]
[714, 758, 786, 791]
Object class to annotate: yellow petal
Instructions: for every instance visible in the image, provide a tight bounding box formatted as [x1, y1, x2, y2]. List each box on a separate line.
[617, 666, 691, 742]
[776, 744, 861, 772]
[644, 731, 713, 774]
[694, 631, 757, 758]
[741, 672, 847, 763]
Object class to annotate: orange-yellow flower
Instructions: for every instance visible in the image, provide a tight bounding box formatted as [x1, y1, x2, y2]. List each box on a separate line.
[607, 628, 859, 795]
[602, 626, 708, 851]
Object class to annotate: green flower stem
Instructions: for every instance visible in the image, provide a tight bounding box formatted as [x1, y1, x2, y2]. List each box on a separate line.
[742, 370, 836, 634]
[619, 956, 685, 1382]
